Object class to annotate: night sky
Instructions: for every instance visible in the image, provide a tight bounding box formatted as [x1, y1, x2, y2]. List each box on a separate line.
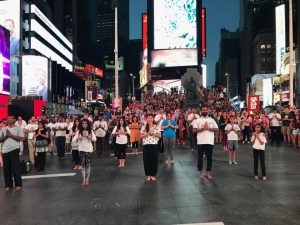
[129, 0, 240, 86]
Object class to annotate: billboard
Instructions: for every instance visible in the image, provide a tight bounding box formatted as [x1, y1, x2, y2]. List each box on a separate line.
[275, 4, 286, 74]
[151, 49, 197, 68]
[154, 0, 197, 49]
[0, 25, 10, 95]
[0, 0, 20, 57]
[201, 8, 206, 57]
[263, 78, 272, 108]
[248, 95, 260, 114]
[22, 55, 48, 100]
[142, 13, 148, 66]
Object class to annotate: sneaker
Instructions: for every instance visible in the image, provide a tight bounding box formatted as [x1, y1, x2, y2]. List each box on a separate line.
[233, 161, 237, 165]
[229, 161, 233, 165]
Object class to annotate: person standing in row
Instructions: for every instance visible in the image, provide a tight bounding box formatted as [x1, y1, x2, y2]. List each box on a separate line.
[70, 119, 81, 170]
[0, 116, 24, 191]
[225, 115, 241, 165]
[74, 119, 96, 186]
[187, 107, 200, 151]
[161, 111, 178, 165]
[251, 124, 267, 181]
[93, 115, 108, 157]
[34, 121, 49, 172]
[129, 116, 141, 155]
[15, 116, 27, 155]
[112, 118, 130, 168]
[140, 114, 161, 181]
[53, 116, 67, 159]
[193, 106, 219, 180]
[26, 118, 38, 166]
[268, 108, 281, 145]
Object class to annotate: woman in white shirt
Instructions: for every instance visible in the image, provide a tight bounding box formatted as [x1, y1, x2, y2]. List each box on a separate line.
[112, 118, 130, 168]
[74, 119, 96, 186]
[251, 124, 267, 181]
[140, 114, 161, 181]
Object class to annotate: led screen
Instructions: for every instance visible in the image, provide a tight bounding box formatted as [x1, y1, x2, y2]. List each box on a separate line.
[275, 4, 286, 74]
[22, 55, 48, 100]
[154, 0, 197, 49]
[0, 0, 20, 56]
[0, 25, 10, 95]
[151, 49, 197, 67]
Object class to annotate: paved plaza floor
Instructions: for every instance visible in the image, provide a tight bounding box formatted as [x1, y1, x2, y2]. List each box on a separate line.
[0, 143, 300, 225]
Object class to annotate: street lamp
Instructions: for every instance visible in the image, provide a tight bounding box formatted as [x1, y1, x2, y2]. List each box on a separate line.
[130, 73, 136, 100]
[225, 73, 229, 97]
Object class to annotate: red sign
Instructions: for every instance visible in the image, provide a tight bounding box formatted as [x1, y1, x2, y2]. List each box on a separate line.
[202, 8, 206, 58]
[142, 14, 148, 52]
[248, 95, 260, 114]
[94, 67, 103, 77]
[0, 94, 8, 120]
[85, 64, 103, 78]
[33, 100, 46, 117]
[85, 64, 94, 73]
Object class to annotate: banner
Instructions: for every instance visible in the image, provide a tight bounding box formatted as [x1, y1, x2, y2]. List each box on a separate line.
[22, 55, 48, 100]
[248, 95, 260, 114]
[275, 4, 286, 74]
[112, 97, 122, 110]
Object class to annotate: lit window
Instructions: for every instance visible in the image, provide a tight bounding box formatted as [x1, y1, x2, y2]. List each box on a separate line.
[267, 44, 271, 49]
[260, 45, 266, 49]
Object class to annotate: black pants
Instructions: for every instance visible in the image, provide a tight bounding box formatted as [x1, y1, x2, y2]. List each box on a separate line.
[55, 136, 66, 157]
[96, 137, 105, 156]
[189, 125, 197, 149]
[37, 152, 46, 171]
[243, 126, 251, 142]
[72, 149, 80, 166]
[143, 144, 158, 176]
[158, 132, 164, 153]
[197, 144, 213, 172]
[2, 149, 22, 188]
[116, 144, 127, 159]
[270, 126, 281, 144]
[253, 149, 266, 176]
[132, 141, 139, 149]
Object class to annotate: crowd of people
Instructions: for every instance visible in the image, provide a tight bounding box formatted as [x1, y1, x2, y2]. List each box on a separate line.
[0, 86, 298, 191]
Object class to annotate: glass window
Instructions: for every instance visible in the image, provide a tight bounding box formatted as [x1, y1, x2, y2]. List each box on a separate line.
[260, 45, 266, 49]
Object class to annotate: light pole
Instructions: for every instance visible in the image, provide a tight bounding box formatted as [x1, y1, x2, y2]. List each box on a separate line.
[130, 73, 136, 101]
[225, 73, 229, 97]
[289, 0, 294, 107]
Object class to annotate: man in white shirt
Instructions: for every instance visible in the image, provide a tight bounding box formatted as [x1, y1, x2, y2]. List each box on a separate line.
[193, 106, 219, 179]
[52, 116, 67, 159]
[15, 116, 27, 156]
[93, 115, 108, 157]
[187, 107, 200, 151]
[268, 108, 281, 145]
[25, 119, 38, 165]
[225, 115, 241, 165]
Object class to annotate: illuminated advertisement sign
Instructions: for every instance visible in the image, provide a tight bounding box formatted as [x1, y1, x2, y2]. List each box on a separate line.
[202, 8, 206, 57]
[263, 78, 272, 108]
[22, 55, 48, 100]
[140, 13, 149, 88]
[85, 64, 103, 78]
[248, 95, 260, 114]
[0, 0, 20, 57]
[0, 25, 10, 95]
[151, 49, 197, 68]
[275, 4, 286, 74]
[0, 94, 8, 120]
[154, 0, 197, 49]
[201, 64, 207, 88]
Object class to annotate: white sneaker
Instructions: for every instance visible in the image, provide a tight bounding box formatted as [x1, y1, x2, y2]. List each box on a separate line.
[233, 161, 237, 165]
[229, 161, 232, 165]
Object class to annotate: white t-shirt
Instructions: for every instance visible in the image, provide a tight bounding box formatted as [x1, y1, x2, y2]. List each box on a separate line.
[187, 113, 200, 126]
[93, 120, 108, 137]
[73, 130, 96, 152]
[54, 122, 67, 137]
[26, 123, 38, 140]
[140, 125, 160, 145]
[225, 123, 240, 141]
[268, 113, 281, 126]
[193, 117, 219, 145]
[112, 126, 130, 144]
[251, 133, 267, 150]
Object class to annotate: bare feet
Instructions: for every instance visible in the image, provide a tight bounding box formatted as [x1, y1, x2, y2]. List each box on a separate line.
[81, 180, 86, 186]
[74, 165, 78, 170]
[150, 176, 156, 181]
[206, 172, 213, 180]
[4, 187, 10, 192]
[146, 176, 151, 181]
[262, 176, 267, 181]
[199, 171, 204, 179]
[165, 160, 168, 165]
[85, 180, 90, 186]
[171, 160, 175, 165]
[77, 166, 82, 170]
[15, 187, 22, 191]
[254, 176, 259, 180]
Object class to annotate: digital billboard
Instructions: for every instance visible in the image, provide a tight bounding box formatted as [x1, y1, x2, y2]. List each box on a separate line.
[154, 0, 197, 49]
[0, 25, 10, 95]
[275, 4, 286, 74]
[151, 49, 197, 68]
[0, 0, 20, 57]
[22, 55, 48, 100]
